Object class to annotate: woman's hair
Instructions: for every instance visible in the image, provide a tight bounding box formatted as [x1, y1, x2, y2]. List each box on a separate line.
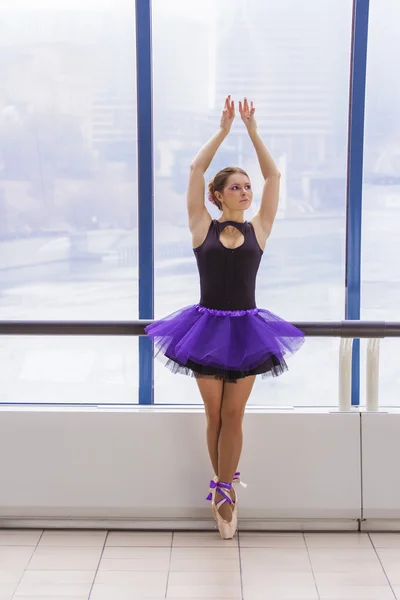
[208, 166, 249, 211]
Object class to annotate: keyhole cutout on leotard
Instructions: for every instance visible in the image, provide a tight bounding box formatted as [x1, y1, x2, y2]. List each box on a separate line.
[219, 225, 245, 250]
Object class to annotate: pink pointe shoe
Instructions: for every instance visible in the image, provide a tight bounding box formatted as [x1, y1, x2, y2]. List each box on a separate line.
[206, 472, 247, 539]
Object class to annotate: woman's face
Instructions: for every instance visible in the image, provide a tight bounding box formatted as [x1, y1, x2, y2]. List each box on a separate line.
[217, 173, 253, 210]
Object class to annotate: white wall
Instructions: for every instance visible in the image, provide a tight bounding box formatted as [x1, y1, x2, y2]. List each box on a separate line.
[362, 412, 400, 525]
[0, 408, 363, 530]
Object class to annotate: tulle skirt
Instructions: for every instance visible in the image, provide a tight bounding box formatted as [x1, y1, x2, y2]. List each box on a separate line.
[145, 304, 304, 382]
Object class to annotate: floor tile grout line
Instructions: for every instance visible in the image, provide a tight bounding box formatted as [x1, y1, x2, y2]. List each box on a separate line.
[87, 529, 109, 600]
[164, 530, 174, 599]
[368, 532, 398, 600]
[10, 527, 45, 600]
[303, 532, 321, 600]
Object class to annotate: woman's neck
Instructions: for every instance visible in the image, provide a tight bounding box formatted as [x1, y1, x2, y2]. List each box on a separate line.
[218, 210, 245, 223]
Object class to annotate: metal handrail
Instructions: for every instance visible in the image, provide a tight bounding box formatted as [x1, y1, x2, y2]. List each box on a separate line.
[0, 319, 397, 411]
[0, 320, 400, 337]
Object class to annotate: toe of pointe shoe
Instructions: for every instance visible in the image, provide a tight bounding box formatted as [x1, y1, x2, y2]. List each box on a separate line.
[216, 513, 237, 540]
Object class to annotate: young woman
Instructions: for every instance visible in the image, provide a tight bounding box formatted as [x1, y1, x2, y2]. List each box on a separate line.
[145, 96, 304, 539]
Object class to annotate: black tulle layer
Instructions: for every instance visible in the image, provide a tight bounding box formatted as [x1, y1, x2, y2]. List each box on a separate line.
[164, 354, 288, 383]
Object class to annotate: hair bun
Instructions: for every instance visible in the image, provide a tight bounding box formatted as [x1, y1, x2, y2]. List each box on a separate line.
[207, 191, 216, 205]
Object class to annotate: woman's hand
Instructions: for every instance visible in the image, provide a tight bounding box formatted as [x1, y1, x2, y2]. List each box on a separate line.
[220, 95, 235, 133]
[239, 98, 257, 134]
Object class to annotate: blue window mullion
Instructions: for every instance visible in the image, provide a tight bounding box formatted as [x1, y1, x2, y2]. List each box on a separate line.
[136, 0, 154, 405]
[346, 0, 370, 406]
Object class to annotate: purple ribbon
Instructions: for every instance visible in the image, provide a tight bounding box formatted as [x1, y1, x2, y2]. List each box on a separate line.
[206, 472, 242, 502]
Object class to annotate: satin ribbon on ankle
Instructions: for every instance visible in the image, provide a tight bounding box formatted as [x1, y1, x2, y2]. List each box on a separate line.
[206, 472, 246, 501]
[233, 472, 247, 488]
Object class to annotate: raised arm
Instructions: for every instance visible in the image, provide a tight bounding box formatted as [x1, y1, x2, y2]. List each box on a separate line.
[239, 98, 280, 244]
[188, 96, 235, 243]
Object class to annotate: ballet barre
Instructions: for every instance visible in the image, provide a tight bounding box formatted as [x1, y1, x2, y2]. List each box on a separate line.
[0, 320, 398, 412]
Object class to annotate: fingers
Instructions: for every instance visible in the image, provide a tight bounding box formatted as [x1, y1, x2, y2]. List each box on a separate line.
[224, 95, 235, 118]
[238, 98, 254, 117]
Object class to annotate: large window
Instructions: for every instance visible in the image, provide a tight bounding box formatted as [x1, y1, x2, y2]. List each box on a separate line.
[0, 0, 139, 404]
[152, 0, 353, 406]
[361, 0, 400, 406]
[2, 0, 395, 408]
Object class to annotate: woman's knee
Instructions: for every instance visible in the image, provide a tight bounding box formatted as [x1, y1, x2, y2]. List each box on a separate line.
[220, 404, 245, 427]
[206, 407, 222, 430]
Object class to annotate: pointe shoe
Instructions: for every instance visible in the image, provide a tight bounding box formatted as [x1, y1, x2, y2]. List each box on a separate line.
[211, 481, 237, 540]
[206, 472, 247, 535]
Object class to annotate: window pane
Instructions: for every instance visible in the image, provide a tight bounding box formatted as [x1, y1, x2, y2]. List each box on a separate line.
[0, 336, 138, 405]
[153, 0, 352, 406]
[0, 0, 138, 322]
[361, 0, 400, 406]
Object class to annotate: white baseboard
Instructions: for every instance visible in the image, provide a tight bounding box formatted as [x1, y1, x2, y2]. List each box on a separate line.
[361, 519, 400, 532]
[0, 517, 359, 531]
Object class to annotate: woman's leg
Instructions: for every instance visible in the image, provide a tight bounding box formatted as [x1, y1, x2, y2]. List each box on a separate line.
[216, 376, 256, 522]
[196, 376, 224, 475]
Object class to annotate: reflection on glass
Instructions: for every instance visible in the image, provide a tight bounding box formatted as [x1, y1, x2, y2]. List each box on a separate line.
[153, 0, 352, 406]
[0, 1, 138, 322]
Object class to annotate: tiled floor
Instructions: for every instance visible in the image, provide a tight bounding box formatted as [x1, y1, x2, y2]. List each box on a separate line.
[0, 530, 399, 599]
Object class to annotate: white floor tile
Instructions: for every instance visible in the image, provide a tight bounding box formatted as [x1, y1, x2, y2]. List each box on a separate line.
[314, 570, 389, 586]
[317, 585, 396, 599]
[0, 547, 35, 570]
[98, 557, 170, 571]
[16, 569, 95, 584]
[241, 570, 316, 586]
[0, 570, 24, 583]
[305, 534, 372, 548]
[172, 533, 238, 548]
[166, 584, 241, 599]
[242, 584, 318, 599]
[39, 530, 107, 547]
[167, 571, 242, 598]
[168, 571, 241, 586]
[239, 533, 305, 548]
[169, 557, 240, 572]
[91, 580, 167, 599]
[0, 530, 42, 547]
[94, 569, 168, 587]
[309, 550, 384, 573]
[106, 532, 172, 547]
[14, 582, 93, 596]
[102, 546, 170, 560]
[15, 571, 94, 596]
[308, 548, 378, 561]
[379, 567, 400, 585]
[13, 597, 87, 600]
[4, 530, 400, 600]
[240, 548, 311, 571]
[376, 549, 400, 561]
[171, 547, 238, 559]
[0, 583, 16, 599]
[27, 546, 102, 571]
[370, 534, 400, 549]
[371, 550, 400, 584]
[90, 584, 165, 600]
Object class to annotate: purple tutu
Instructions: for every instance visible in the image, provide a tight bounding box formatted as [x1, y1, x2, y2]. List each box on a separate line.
[145, 304, 304, 382]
